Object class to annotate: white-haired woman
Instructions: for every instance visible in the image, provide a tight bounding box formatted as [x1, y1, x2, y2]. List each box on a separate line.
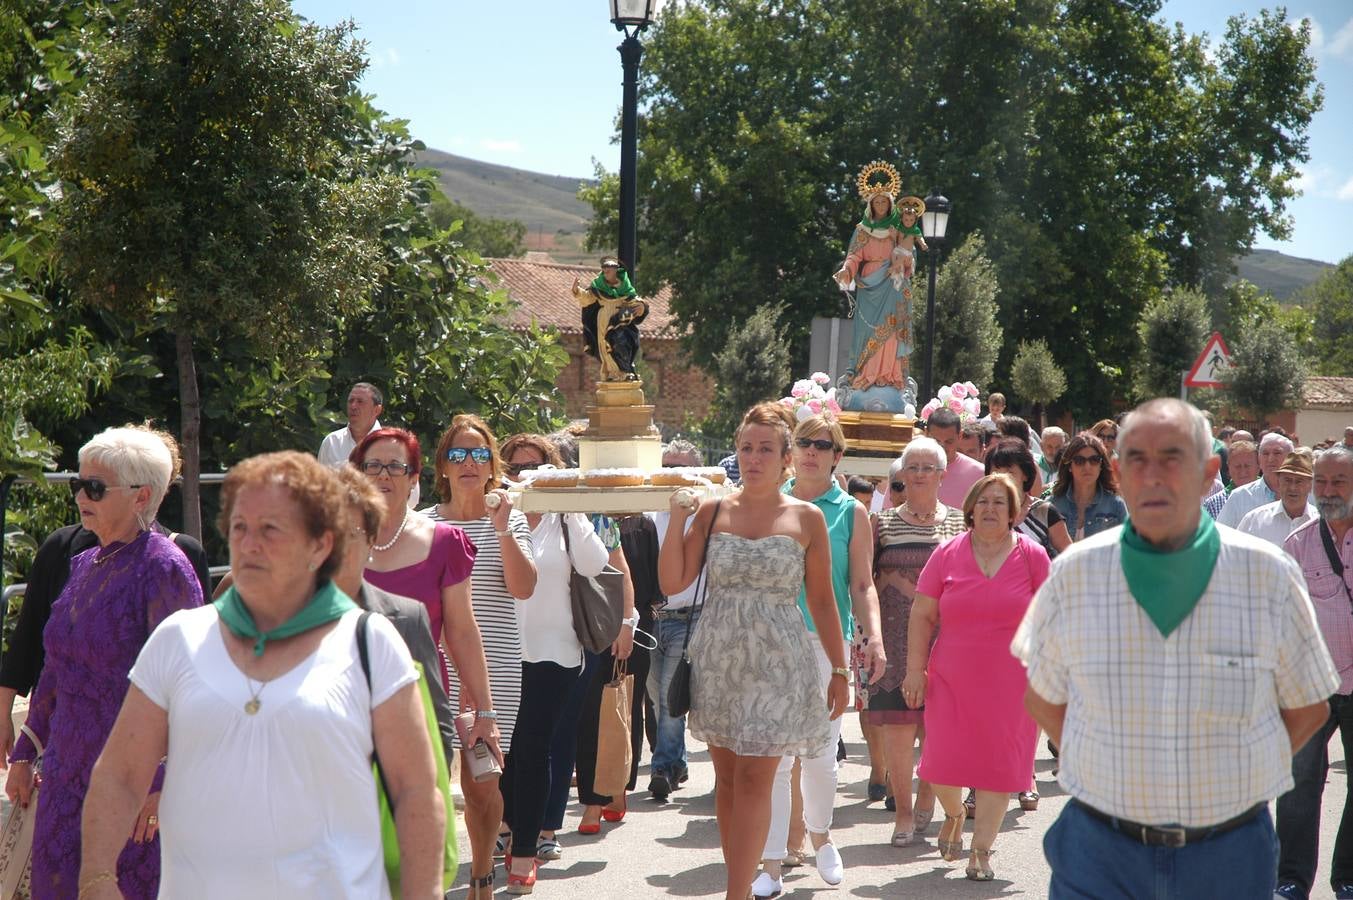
[5, 427, 204, 899]
[864, 437, 964, 847]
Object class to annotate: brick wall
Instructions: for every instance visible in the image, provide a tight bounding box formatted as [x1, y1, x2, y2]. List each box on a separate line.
[554, 334, 715, 434]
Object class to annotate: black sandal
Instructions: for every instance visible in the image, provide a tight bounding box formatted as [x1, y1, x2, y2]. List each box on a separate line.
[469, 869, 495, 899]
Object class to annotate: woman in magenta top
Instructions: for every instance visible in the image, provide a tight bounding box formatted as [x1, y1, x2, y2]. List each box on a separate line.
[901, 474, 1050, 883]
[351, 428, 493, 741]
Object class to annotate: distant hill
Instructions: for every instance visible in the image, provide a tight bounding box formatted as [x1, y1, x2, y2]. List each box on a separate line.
[1233, 248, 1332, 303]
[414, 149, 595, 261]
[419, 149, 1337, 288]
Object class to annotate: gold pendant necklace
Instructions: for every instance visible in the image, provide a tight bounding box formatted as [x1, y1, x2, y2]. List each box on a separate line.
[244, 674, 266, 715]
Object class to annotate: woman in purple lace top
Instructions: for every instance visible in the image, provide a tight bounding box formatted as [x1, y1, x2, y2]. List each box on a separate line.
[4, 427, 203, 899]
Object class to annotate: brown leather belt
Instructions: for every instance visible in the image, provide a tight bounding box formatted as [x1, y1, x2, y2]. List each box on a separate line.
[1072, 799, 1265, 848]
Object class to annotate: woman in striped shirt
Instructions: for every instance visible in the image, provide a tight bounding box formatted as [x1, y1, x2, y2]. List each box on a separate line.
[423, 414, 538, 900]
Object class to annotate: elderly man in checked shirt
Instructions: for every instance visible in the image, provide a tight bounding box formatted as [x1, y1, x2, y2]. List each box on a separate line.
[1276, 443, 1353, 900]
[1012, 398, 1336, 900]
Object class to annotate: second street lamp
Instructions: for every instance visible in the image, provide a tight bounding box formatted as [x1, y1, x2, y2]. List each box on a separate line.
[610, 0, 660, 279]
[920, 188, 951, 403]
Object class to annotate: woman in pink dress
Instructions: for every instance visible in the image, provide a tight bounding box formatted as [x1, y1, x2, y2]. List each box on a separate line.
[900, 474, 1050, 883]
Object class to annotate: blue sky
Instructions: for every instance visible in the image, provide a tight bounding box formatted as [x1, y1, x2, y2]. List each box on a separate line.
[292, 1, 1353, 265]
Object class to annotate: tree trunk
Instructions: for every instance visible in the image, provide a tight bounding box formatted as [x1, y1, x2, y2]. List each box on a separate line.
[175, 330, 203, 539]
[1033, 402, 1045, 432]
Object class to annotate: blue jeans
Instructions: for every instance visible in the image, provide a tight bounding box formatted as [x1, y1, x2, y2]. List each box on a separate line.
[647, 612, 697, 778]
[1046, 800, 1277, 899]
[1277, 693, 1353, 895]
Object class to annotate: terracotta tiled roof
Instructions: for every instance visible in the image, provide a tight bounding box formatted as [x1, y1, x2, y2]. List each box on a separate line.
[1303, 375, 1353, 409]
[485, 257, 680, 338]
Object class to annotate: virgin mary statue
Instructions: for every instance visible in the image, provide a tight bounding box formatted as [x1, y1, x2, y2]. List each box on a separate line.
[832, 161, 925, 413]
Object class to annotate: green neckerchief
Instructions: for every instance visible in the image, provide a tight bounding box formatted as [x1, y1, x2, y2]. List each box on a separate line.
[1119, 514, 1220, 637]
[591, 269, 636, 299]
[899, 223, 922, 237]
[861, 208, 902, 231]
[215, 580, 356, 657]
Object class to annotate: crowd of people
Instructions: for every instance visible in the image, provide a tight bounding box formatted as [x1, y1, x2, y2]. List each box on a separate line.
[2, 381, 1352, 899]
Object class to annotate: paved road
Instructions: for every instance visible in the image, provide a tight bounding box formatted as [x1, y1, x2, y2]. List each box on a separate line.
[451, 711, 1349, 898]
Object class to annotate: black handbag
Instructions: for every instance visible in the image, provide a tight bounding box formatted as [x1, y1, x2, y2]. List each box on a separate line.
[666, 501, 720, 717]
[562, 515, 628, 653]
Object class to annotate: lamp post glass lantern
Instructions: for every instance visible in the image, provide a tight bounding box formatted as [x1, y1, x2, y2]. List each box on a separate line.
[610, 0, 659, 28]
[920, 189, 951, 404]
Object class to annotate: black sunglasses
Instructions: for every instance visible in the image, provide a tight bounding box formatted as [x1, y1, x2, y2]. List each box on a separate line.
[69, 476, 142, 502]
[446, 447, 493, 464]
[889, 481, 906, 493]
[794, 437, 837, 452]
[1071, 454, 1105, 467]
[504, 461, 543, 476]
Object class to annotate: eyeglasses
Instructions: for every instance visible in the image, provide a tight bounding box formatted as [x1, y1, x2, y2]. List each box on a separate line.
[794, 438, 838, 452]
[903, 464, 940, 475]
[504, 461, 543, 477]
[446, 447, 493, 465]
[69, 477, 142, 502]
[360, 460, 415, 477]
[1071, 454, 1104, 467]
[889, 481, 906, 493]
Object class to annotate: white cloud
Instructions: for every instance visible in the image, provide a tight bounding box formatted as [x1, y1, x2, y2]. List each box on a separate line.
[1302, 14, 1353, 59]
[1337, 177, 1353, 202]
[367, 47, 402, 69]
[480, 138, 522, 153]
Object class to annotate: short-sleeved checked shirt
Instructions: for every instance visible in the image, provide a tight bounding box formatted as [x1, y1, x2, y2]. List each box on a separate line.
[1011, 524, 1338, 827]
[1285, 517, 1353, 695]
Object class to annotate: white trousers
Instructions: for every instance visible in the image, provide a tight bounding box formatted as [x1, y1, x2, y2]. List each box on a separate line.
[762, 640, 844, 859]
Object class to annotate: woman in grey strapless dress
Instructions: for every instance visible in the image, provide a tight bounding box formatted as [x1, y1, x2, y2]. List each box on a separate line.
[687, 532, 830, 757]
[657, 402, 849, 900]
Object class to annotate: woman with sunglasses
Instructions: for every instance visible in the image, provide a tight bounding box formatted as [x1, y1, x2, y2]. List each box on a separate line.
[423, 415, 537, 899]
[1050, 432, 1127, 541]
[6, 427, 203, 898]
[353, 425, 501, 898]
[862, 437, 963, 851]
[1089, 418, 1119, 458]
[751, 414, 885, 898]
[0, 426, 210, 765]
[493, 432, 613, 891]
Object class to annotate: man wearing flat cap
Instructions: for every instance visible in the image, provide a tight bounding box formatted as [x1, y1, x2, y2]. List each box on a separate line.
[1238, 449, 1317, 547]
[572, 256, 648, 382]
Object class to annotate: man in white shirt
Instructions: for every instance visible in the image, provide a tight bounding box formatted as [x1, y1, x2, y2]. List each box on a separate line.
[318, 382, 419, 506]
[927, 409, 984, 507]
[1013, 398, 1335, 898]
[1218, 431, 1294, 528]
[1237, 450, 1316, 548]
[645, 440, 703, 801]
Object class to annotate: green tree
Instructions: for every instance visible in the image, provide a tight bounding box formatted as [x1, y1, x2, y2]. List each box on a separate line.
[1227, 318, 1306, 418]
[427, 190, 527, 259]
[1304, 256, 1353, 375]
[584, 0, 1320, 418]
[54, 0, 404, 537]
[704, 304, 791, 441]
[1010, 339, 1067, 429]
[1134, 287, 1210, 399]
[913, 232, 1003, 393]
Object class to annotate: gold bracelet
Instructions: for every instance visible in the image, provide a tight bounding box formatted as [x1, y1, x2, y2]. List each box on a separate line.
[78, 871, 116, 897]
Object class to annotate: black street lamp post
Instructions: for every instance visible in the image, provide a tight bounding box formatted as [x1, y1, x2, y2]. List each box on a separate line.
[920, 188, 951, 403]
[610, 0, 660, 278]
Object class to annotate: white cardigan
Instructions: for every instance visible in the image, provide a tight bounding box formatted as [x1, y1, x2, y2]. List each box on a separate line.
[519, 513, 610, 666]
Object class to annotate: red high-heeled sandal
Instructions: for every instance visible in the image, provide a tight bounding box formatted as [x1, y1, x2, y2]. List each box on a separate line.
[601, 794, 627, 822]
[505, 854, 538, 895]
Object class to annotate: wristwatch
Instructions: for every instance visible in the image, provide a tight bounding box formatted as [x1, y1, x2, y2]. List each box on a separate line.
[831, 666, 850, 679]
[621, 612, 640, 630]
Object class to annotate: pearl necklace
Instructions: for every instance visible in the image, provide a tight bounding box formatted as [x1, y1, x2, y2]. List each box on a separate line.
[373, 509, 410, 552]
